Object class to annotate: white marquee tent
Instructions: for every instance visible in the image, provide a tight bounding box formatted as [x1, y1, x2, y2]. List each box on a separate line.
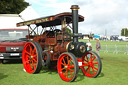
[0, 6, 39, 29]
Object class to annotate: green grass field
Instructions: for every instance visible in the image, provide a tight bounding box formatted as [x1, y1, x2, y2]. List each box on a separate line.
[79, 39, 128, 53]
[0, 40, 128, 85]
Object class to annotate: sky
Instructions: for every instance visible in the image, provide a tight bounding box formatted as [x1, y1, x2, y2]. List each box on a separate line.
[25, 0, 128, 36]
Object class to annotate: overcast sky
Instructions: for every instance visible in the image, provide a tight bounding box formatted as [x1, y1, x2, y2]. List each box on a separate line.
[25, 0, 128, 36]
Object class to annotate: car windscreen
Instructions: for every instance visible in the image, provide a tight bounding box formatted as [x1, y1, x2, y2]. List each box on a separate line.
[0, 30, 28, 41]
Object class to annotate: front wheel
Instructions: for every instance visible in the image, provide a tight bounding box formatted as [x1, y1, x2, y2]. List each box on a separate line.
[57, 52, 79, 82]
[81, 51, 102, 77]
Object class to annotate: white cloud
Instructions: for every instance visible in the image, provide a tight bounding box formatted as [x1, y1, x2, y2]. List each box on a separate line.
[25, 0, 43, 6]
[25, 0, 128, 35]
[41, 0, 58, 2]
[76, 0, 128, 35]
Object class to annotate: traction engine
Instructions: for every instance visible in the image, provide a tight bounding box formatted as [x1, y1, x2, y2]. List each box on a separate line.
[17, 5, 102, 82]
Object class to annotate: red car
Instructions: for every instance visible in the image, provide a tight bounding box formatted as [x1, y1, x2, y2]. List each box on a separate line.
[0, 28, 28, 63]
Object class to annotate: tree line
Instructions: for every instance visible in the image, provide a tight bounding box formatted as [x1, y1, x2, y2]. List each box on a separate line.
[0, 0, 29, 14]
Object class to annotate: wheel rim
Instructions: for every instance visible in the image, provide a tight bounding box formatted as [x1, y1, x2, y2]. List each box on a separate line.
[22, 42, 38, 73]
[58, 54, 76, 81]
[81, 52, 99, 77]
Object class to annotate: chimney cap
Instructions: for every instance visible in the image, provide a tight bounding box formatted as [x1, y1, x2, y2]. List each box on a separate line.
[70, 5, 79, 10]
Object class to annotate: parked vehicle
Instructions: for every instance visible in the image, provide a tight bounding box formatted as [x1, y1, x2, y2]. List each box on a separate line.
[0, 28, 28, 63]
[118, 36, 128, 41]
[123, 37, 128, 41]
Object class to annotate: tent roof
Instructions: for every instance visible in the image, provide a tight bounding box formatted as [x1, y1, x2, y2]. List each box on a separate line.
[0, 14, 25, 29]
[0, 6, 39, 29]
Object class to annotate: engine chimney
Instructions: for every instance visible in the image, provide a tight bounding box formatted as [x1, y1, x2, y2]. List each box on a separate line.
[71, 5, 79, 42]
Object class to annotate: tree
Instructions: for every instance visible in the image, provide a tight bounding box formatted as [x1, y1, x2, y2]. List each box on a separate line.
[121, 28, 128, 36]
[121, 29, 124, 36]
[0, 0, 29, 14]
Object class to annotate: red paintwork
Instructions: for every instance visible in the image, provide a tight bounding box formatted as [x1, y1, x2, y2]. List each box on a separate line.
[0, 47, 6, 52]
[0, 41, 26, 52]
[0, 41, 26, 46]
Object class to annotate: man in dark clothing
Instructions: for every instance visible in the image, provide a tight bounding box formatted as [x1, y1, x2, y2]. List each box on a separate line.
[96, 38, 101, 56]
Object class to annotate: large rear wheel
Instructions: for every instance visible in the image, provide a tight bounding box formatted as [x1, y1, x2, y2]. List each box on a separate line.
[57, 52, 79, 82]
[22, 42, 42, 74]
[81, 51, 102, 77]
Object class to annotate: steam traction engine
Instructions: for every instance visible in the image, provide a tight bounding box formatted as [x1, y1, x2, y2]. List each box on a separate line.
[17, 5, 102, 82]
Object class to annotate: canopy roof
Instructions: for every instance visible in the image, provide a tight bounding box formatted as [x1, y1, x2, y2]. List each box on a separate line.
[17, 12, 84, 27]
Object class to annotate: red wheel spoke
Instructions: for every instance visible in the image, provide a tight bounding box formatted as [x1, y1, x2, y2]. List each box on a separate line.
[61, 68, 65, 71]
[67, 70, 68, 78]
[25, 50, 31, 56]
[30, 63, 33, 68]
[62, 58, 66, 65]
[85, 67, 89, 72]
[28, 44, 32, 53]
[61, 62, 66, 66]
[67, 56, 69, 64]
[86, 56, 88, 61]
[32, 54, 37, 58]
[31, 48, 36, 55]
[93, 62, 98, 65]
[92, 67, 96, 75]
[69, 70, 73, 78]
[33, 58, 37, 63]
[92, 57, 96, 62]
[68, 58, 72, 65]
[89, 67, 90, 74]
[68, 68, 74, 72]
[32, 60, 36, 66]
[82, 62, 89, 66]
[68, 65, 74, 68]
[31, 60, 34, 66]
[84, 59, 88, 62]
[92, 66, 98, 71]
[31, 60, 36, 70]
[25, 60, 31, 64]
[64, 69, 68, 76]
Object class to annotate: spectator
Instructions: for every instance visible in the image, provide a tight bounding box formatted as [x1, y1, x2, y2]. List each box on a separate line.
[96, 38, 101, 56]
[86, 40, 92, 51]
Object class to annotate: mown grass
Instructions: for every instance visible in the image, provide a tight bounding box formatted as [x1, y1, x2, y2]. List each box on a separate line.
[0, 52, 128, 85]
[79, 39, 128, 53]
[79, 39, 128, 45]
